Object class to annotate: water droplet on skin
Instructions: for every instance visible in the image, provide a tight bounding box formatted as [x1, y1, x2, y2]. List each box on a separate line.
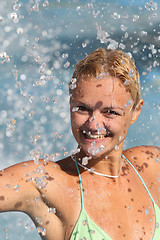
[36, 217, 42, 225]
[48, 207, 56, 213]
[155, 158, 159, 163]
[37, 227, 46, 236]
[114, 145, 119, 151]
[89, 116, 95, 122]
[35, 176, 48, 189]
[129, 69, 135, 77]
[118, 136, 124, 141]
[72, 107, 79, 112]
[124, 79, 131, 86]
[14, 185, 20, 192]
[96, 72, 106, 79]
[82, 156, 90, 165]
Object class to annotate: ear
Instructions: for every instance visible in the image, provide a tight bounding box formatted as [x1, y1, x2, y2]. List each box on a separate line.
[130, 99, 144, 124]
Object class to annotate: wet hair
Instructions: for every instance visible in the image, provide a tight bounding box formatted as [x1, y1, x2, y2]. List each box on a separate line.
[70, 48, 141, 109]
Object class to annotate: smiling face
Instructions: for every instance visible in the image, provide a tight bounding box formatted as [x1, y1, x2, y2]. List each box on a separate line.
[70, 75, 142, 159]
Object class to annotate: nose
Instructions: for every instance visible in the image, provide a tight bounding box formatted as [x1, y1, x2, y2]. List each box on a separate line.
[86, 111, 105, 133]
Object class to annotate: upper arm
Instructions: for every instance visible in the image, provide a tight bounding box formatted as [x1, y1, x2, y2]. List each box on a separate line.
[0, 162, 42, 213]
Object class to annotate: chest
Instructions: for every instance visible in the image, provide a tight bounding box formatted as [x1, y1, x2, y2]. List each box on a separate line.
[67, 174, 156, 240]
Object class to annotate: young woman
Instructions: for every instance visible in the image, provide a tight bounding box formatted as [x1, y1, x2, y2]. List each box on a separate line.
[0, 48, 159, 240]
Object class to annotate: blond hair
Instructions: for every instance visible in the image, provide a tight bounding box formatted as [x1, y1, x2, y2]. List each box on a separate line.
[70, 48, 141, 109]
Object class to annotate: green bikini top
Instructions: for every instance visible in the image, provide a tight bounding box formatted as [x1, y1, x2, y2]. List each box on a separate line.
[70, 154, 160, 240]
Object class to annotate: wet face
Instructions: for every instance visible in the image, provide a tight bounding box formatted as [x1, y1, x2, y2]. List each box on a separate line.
[70, 75, 139, 158]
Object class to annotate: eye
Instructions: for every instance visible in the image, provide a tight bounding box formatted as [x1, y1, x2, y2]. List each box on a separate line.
[71, 105, 89, 113]
[77, 106, 89, 112]
[103, 109, 121, 117]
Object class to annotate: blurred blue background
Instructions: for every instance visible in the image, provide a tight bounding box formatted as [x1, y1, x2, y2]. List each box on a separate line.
[0, 0, 159, 239]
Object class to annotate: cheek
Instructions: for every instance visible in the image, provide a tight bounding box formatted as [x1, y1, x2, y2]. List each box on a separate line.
[71, 113, 87, 128]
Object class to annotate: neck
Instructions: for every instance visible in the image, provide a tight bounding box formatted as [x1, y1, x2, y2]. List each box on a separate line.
[75, 149, 124, 177]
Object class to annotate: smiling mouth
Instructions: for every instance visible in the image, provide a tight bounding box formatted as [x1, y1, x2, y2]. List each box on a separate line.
[82, 130, 112, 139]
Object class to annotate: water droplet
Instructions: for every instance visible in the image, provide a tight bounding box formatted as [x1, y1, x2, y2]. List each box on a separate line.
[10, 12, 17, 20]
[119, 43, 125, 50]
[82, 156, 90, 165]
[114, 145, 119, 151]
[64, 61, 70, 68]
[36, 217, 42, 225]
[71, 148, 80, 155]
[120, 25, 127, 31]
[145, 209, 149, 215]
[62, 53, 68, 59]
[13, 3, 21, 10]
[124, 79, 131, 86]
[118, 136, 124, 141]
[155, 158, 159, 163]
[17, 27, 23, 34]
[0, 15, 4, 23]
[113, 12, 121, 19]
[96, 72, 106, 79]
[31, 130, 41, 144]
[37, 227, 46, 236]
[129, 69, 135, 77]
[14, 185, 20, 192]
[92, 10, 100, 18]
[69, 78, 77, 90]
[43, 0, 49, 7]
[82, 220, 88, 226]
[89, 116, 95, 122]
[72, 107, 79, 112]
[6, 119, 16, 137]
[30, 149, 41, 165]
[48, 207, 56, 213]
[132, 15, 139, 22]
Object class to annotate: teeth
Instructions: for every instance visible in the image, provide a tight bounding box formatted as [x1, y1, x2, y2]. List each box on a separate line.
[84, 132, 106, 139]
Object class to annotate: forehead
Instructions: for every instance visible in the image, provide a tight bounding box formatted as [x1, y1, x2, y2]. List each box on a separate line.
[71, 75, 131, 100]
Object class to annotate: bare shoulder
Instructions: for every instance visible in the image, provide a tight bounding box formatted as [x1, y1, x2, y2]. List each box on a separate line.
[123, 145, 160, 205]
[0, 159, 66, 213]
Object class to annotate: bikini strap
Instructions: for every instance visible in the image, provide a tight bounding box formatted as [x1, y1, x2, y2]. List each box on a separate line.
[74, 154, 84, 209]
[122, 154, 155, 204]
